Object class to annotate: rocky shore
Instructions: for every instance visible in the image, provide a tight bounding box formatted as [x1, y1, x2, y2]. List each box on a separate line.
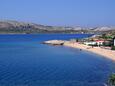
[42, 40, 65, 45]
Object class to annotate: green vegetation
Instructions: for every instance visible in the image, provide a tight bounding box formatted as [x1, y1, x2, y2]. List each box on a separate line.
[108, 74, 115, 86]
[101, 34, 113, 40]
[99, 34, 115, 47]
[111, 46, 115, 50]
[88, 43, 98, 46]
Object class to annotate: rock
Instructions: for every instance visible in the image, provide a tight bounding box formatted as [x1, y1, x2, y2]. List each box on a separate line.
[43, 40, 65, 45]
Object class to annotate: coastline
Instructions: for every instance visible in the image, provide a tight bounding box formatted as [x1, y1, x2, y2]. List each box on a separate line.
[44, 40, 115, 61]
[63, 41, 115, 61]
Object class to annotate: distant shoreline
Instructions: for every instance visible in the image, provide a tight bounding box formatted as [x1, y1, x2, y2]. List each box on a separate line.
[0, 33, 93, 35]
[0, 33, 27, 34]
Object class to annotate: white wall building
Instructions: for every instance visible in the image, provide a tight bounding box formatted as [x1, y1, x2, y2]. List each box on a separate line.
[84, 41, 97, 45]
[84, 40, 104, 46]
[113, 38, 115, 46]
[95, 40, 104, 46]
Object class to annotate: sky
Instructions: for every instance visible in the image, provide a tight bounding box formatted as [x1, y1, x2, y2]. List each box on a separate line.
[0, 0, 115, 27]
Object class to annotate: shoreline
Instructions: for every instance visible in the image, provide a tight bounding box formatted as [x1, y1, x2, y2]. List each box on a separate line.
[43, 40, 115, 61]
[63, 41, 115, 61]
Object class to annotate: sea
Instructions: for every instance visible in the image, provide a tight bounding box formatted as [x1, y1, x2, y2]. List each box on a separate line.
[0, 34, 115, 86]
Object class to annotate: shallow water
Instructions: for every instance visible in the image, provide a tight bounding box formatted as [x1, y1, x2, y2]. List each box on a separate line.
[0, 34, 115, 86]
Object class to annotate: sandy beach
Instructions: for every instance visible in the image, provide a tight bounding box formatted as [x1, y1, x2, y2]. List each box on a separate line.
[63, 41, 115, 61]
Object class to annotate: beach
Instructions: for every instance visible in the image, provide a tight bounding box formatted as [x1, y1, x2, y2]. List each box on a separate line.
[64, 41, 115, 61]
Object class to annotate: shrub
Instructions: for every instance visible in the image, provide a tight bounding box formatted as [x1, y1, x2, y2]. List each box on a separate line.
[111, 46, 115, 50]
[108, 73, 115, 86]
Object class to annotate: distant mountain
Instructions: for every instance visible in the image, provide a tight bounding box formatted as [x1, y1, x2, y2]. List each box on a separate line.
[0, 20, 76, 33]
[0, 20, 115, 34]
[93, 27, 115, 31]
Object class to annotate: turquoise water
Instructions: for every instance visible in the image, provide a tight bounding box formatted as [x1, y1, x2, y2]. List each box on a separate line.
[0, 34, 115, 86]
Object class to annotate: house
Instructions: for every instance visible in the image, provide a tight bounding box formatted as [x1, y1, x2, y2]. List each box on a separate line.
[84, 40, 105, 46]
[114, 38, 115, 46]
[84, 41, 97, 46]
[95, 40, 105, 46]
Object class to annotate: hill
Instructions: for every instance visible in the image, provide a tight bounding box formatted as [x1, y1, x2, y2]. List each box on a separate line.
[0, 20, 79, 34]
[0, 20, 115, 34]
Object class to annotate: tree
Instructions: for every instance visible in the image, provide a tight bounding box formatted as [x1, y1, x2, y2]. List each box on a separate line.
[102, 34, 107, 39]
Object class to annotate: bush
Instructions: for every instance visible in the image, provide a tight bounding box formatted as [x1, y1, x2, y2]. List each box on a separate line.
[111, 46, 115, 50]
[108, 73, 115, 86]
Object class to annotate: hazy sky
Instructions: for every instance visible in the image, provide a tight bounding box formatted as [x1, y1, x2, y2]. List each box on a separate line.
[0, 0, 115, 27]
